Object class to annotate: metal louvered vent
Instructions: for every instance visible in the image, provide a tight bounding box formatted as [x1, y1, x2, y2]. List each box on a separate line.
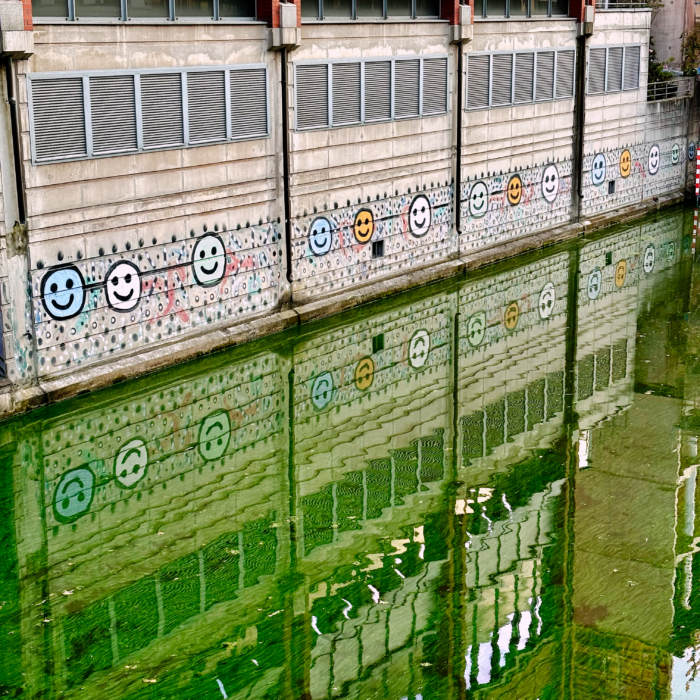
[467, 54, 490, 109]
[422, 57, 448, 115]
[514, 53, 534, 104]
[90, 75, 137, 154]
[230, 68, 267, 139]
[141, 73, 184, 148]
[588, 48, 606, 94]
[394, 59, 420, 118]
[491, 53, 513, 107]
[32, 78, 87, 161]
[296, 64, 329, 130]
[332, 62, 361, 126]
[555, 50, 575, 98]
[188, 71, 226, 143]
[607, 47, 623, 92]
[364, 61, 391, 122]
[623, 46, 640, 90]
[535, 51, 555, 101]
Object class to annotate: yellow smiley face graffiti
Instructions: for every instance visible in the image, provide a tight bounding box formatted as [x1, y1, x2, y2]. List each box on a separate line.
[615, 259, 627, 288]
[504, 301, 519, 331]
[507, 175, 523, 206]
[354, 356, 375, 391]
[353, 208, 375, 244]
[620, 149, 632, 178]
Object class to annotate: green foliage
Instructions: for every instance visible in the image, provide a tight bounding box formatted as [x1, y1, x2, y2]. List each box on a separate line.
[648, 36, 676, 83]
[682, 25, 700, 75]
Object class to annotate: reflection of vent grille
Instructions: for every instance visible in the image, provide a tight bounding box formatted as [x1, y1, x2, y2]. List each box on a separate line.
[332, 62, 361, 126]
[296, 64, 329, 130]
[578, 354, 595, 400]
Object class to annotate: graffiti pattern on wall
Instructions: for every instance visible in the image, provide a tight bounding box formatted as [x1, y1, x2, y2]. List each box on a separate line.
[30, 222, 286, 377]
[292, 184, 456, 297]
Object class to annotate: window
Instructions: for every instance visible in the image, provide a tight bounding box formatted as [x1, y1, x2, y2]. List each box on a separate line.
[587, 45, 640, 95]
[301, 0, 438, 19]
[32, 0, 255, 20]
[28, 65, 269, 164]
[473, 0, 568, 18]
[465, 49, 575, 110]
[295, 56, 449, 131]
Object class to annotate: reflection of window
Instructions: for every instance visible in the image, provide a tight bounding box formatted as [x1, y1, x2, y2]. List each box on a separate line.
[301, 0, 438, 19]
[474, 0, 567, 18]
[33, 0, 255, 19]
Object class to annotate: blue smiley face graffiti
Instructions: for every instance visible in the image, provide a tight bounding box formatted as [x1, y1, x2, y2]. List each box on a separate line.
[591, 154, 607, 186]
[53, 466, 95, 523]
[41, 265, 87, 320]
[690, 142, 697, 162]
[309, 217, 332, 256]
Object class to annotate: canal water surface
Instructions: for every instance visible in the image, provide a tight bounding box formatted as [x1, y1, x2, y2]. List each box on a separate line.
[2, 205, 700, 699]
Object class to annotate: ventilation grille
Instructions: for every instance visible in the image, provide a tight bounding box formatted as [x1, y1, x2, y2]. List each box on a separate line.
[394, 59, 420, 118]
[364, 61, 392, 122]
[491, 53, 513, 107]
[90, 75, 137, 154]
[623, 46, 640, 90]
[230, 68, 267, 139]
[607, 47, 623, 92]
[555, 50, 575, 98]
[32, 77, 87, 161]
[141, 73, 184, 148]
[188, 71, 226, 143]
[422, 58, 447, 115]
[588, 48, 606, 94]
[536, 51, 555, 101]
[514, 53, 534, 103]
[332, 62, 361, 126]
[467, 54, 490, 109]
[296, 64, 329, 130]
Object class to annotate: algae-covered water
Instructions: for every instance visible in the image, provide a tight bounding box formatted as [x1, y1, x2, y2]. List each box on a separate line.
[2, 205, 700, 699]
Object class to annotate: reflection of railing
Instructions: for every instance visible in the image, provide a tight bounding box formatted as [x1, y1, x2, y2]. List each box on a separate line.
[647, 78, 694, 102]
[597, 0, 650, 8]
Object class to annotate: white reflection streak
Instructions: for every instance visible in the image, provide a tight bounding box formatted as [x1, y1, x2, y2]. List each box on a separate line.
[311, 616, 322, 635]
[341, 598, 353, 619]
[535, 596, 543, 635]
[465, 646, 472, 689]
[497, 613, 514, 667]
[578, 430, 590, 469]
[477, 638, 493, 685]
[517, 609, 532, 650]
[368, 585, 380, 604]
[502, 493, 513, 519]
[216, 678, 228, 699]
[481, 508, 493, 533]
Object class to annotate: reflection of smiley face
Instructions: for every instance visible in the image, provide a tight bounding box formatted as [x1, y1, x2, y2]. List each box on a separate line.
[353, 208, 375, 244]
[469, 181, 489, 219]
[506, 175, 522, 206]
[666, 241, 676, 261]
[615, 260, 627, 288]
[354, 357, 374, 391]
[541, 165, 559, 204]
[619, 149, 632, 178]
[309, 217, 332, 256]
[648, 144, 660, 175]
[672, 144, 680, 165]
[409, 195, 431, 238]
[689, 142, 697, 162]
[311, 371, 334, 410]
[114, 438, 148, 489]
[105, 260, 141, 312]
[539, 282, 556, 320]
[587, 269, 602, 300]
[643, 244, 655, 274]
[591, 153, 606, 185]
[408, 329, 430, 368]
[504, 301, 519, 331]
[53, 467, 94, 523]
[467, 311, 486, 347]
[41, 265, 86, 320]
[192, 234, 226, 287]
[198, 409, 231, 461]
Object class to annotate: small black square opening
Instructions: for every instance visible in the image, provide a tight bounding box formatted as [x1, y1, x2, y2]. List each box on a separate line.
[605, 251, 613, 266]
[372, 240, 384, 258]
[372, 333, 384, 354]
[608, 180, 616, 194]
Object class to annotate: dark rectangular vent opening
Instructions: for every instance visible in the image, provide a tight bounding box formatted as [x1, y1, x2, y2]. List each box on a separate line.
[372, 240, 384, 259]
[372, 333, 384, 354]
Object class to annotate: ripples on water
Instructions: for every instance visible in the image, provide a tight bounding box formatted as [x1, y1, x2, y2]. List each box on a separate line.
[1, 206, 700, 699]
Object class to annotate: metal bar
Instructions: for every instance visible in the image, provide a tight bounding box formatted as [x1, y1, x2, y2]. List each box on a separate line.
[134, 73, 144, 149]
[83, 75, 93, 157]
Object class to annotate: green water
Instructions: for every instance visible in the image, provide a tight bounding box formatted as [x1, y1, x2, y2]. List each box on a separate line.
[2, 205, 700, 699]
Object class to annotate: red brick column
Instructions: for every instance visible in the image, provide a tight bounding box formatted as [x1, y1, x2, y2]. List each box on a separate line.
[21, 0, 32, 30]
[258, 0, 300, 27]
[569, 0, 593, 23]
[441, 0, 472, 23]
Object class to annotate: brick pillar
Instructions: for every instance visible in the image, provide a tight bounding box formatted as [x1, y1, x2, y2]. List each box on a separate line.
[258, 0, 300, 27]
[569, 0, 593, 23]
[21, 0, 31, 30]
[442, 0, 470, 23]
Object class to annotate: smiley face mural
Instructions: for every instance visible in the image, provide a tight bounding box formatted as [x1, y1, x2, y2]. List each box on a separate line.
[354, 356, 375, 391]
[192, 233, 227, 287]
[591, 153, 607, 186]
[648, 144, 660, 176]
[466, 311, 487, 347]
[354, 208, 375, 244]
[541, 165, 559, 204]
[538, 282, 556, 320]
[690, 142, 697, 162]
[409, 194, 432, 238]
[619, 149, 632, 179]
[41, 265, 86, 320]
[198, 409, 231, 461]
[643, 244, 655, 274]
[309, 216, 333, 256]
[587, 269, 602, 300]
[311, 371, 334, 410]
[408, 329, 430, 368]
[105, 260, 141, 312]
[469, 181, 489, 219]
[507, 175, 523, 206]
[504, 301, 519, 331]
[114, 437, 148, 488]
[53, 466, 95, 523]
[671, 144, 680, 165]
[615, 259, 627, 288]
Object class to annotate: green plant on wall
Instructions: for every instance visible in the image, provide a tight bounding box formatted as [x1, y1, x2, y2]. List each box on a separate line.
[648, 36, 676, 82]
[682, 26, 700, 75]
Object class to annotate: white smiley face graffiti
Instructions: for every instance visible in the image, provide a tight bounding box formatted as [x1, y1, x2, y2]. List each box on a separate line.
[648, 144, 660, 175]
[469, 181, 489, 219]
[466, 311, 487, 348]
[672, 144, 680, 165]
[539, 282, 556, 320]
[41, 265, 86, 320]
[587, 269, 602, 300]
[591, 154, 607, 186]
[114, 437, 148, 488]
[408, 329, 430, 369]
[199, 409, 231, 461]
[409, 194, 432, 238]
[643, 244, 655, 274]
[192, 234, 226, 287]
[53, 467, 94, 523]
[105, 260, 141, 312]
[541, 165, 560, 204]
[311, 371, 334, 410]
[309, 217, 332, 256]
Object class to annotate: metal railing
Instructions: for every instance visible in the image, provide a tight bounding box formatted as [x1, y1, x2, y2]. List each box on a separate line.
[597, 0, 650, 8]
[647, 77, 695, 101]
